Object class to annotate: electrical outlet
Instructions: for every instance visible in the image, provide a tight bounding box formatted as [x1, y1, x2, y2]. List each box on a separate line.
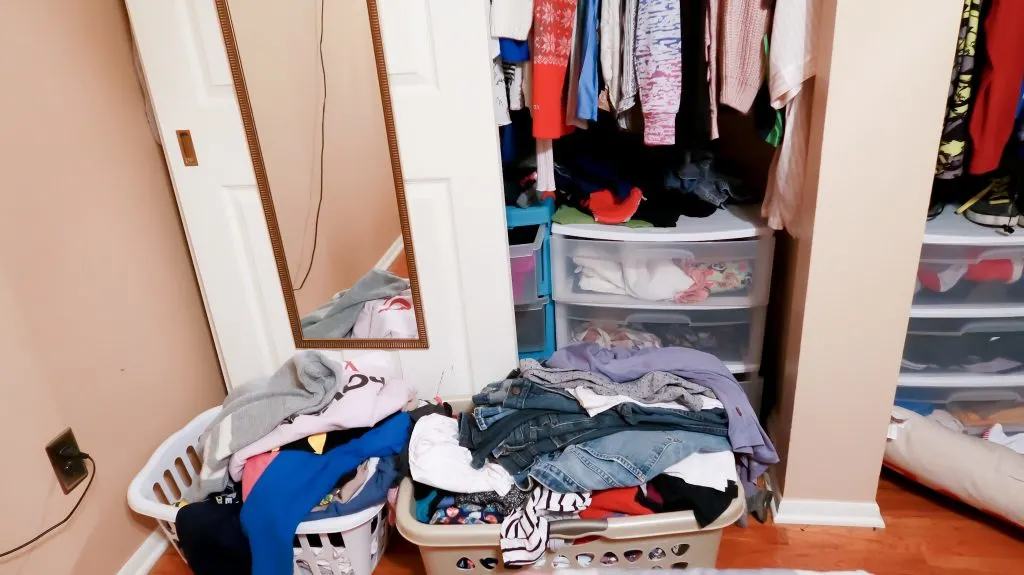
[45, 428, 87, 494]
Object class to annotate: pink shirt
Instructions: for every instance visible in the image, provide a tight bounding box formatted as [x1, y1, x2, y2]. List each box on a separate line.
[227, 364, 414, 481]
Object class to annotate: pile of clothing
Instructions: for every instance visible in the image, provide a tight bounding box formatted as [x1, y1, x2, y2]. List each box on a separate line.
[177, 351, 419, 575]
[572, 252, 754, 304]
[410, 342, 778, 568]
[301, 270, 416, 339]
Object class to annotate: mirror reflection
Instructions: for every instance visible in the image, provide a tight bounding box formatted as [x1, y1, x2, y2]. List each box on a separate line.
[223, 0, 424, 346]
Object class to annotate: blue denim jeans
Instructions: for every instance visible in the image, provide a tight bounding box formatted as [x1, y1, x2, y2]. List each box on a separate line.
[473, 378, 580, 410]
[459, 380, 728, 474]
[529, 429, 732, 492]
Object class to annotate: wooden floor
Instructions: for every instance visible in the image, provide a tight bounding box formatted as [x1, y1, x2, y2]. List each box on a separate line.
[151, 469, 1024, 575]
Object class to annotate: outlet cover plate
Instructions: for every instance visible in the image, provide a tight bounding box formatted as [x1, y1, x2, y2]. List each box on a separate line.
[45, 428, 87, 494]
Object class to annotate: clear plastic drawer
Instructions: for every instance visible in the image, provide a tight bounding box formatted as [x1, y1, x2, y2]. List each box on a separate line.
[551, 234, 773, 308]
[508, 224, 546, 305]
[894, 384, 1024, 435]
[902, 316, 1024, 375]
[913, 243, 1024, 307]
[514, 297, 549, 354]
[555, 303, 764, 372]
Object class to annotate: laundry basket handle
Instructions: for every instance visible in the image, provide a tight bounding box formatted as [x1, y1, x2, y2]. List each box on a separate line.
[548, 519, 608, 538]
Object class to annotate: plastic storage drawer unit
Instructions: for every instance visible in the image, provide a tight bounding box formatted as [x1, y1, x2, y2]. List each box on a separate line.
[551, 234, 774, 308]
[913, 243, 1024, 307]
[515, 297, 549, 354]
[508, 224, 547, 305]
[894, 384, 1024, 435]
[555, 303, 763, 372]
[902, 316, 1024, 375]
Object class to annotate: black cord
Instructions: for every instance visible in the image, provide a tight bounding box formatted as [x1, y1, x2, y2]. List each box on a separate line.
[295, 0, 327, 291]
[0, 454, 95, 559]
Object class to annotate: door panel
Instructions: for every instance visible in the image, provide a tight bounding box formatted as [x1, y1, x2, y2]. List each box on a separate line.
[125, 0, 517, 394]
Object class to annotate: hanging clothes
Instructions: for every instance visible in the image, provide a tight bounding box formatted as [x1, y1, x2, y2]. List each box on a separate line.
[617, 0, 641, 130]
[565, 2, 588, 129]
[718, 0, 771, 114]
[760, 0, 818, 233]
[754, 35, 785, 148]
[706, 0, 721, 139]
[487, 0, 512, 127]
[935, 0, 983, 179]
[531, 0, 578, 139]
[532, 0, 577, 192]
[576, 0, 601, 122]
[600, 0, 623, 112]
[967, 0, 1024, 175]
[636, 0, 682, 145]
[679, 0, 711, 145]
[491, 0, 535, 40]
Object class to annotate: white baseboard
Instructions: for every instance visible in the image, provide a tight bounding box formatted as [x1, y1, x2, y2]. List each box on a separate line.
[373, 236, 404, 271]
[117, 530, 168, 575]
[765, 469, 885, 528]
[772, 498, 885, 528]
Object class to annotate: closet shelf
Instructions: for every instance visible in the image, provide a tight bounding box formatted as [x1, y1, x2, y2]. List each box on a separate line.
[909, 304, 1024, 319]
[898, 373, 1024, 388]
[924, 209, 1024, 246]
[551, 205, 770, 242]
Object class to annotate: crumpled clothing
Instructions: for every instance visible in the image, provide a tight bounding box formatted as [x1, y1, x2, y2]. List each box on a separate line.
[574, 256, 694, 301]
[574, 256, 753, 304]
[548, 343, 778, 493]
[301, 270, 410, 338]
[517, 358, 715, 410]
[429, 503, 505, 525]
[410, 413, 515, 495]
[454, 487, 532, 515]
[500, 487, 591, 567]
[572, 323, 662, 350]
[915, 259, 1024, 294]
[676, 261, 755, 303]
[351, 289, 417, 339]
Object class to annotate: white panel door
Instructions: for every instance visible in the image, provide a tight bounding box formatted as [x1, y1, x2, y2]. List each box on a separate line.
[125, 0, 518, 395]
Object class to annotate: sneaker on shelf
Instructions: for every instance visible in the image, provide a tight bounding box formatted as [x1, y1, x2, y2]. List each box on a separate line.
[927, 198, 944, 220]
[958, 176, 1018, 230]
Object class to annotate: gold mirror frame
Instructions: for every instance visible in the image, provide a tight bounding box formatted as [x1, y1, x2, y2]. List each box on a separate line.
[215, 0, 428, 349]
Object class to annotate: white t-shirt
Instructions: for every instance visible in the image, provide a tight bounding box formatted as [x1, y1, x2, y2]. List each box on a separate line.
[761, 0, 818, 234]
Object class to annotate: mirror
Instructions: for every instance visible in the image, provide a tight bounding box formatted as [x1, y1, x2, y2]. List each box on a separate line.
[216, 0, 426, 348]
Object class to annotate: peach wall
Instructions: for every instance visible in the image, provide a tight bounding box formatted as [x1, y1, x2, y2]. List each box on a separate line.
[228, 0, 403, 316]
[0, 1, 226, 573]
[767, 0, 963, 507]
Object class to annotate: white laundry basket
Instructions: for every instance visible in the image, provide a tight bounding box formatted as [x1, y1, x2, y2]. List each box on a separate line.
[396, 398, 746, 573]
[127, 406, 389, 575]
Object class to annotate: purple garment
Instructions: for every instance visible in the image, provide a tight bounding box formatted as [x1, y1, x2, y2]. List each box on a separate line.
[547, 343, 778, 491]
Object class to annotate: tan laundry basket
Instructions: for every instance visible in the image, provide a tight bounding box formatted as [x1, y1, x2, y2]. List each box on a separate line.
[396, 398, 745, 573]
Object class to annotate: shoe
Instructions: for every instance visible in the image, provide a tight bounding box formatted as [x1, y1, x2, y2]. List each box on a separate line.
[927, 198, 944, 220]
[959, 176, 1018, 229]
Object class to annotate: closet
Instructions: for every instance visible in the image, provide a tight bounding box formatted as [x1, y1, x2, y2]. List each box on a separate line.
[490, 0, 795, 424]
[885, 0, 1024, 525]
[894, 0, 1024, 441]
